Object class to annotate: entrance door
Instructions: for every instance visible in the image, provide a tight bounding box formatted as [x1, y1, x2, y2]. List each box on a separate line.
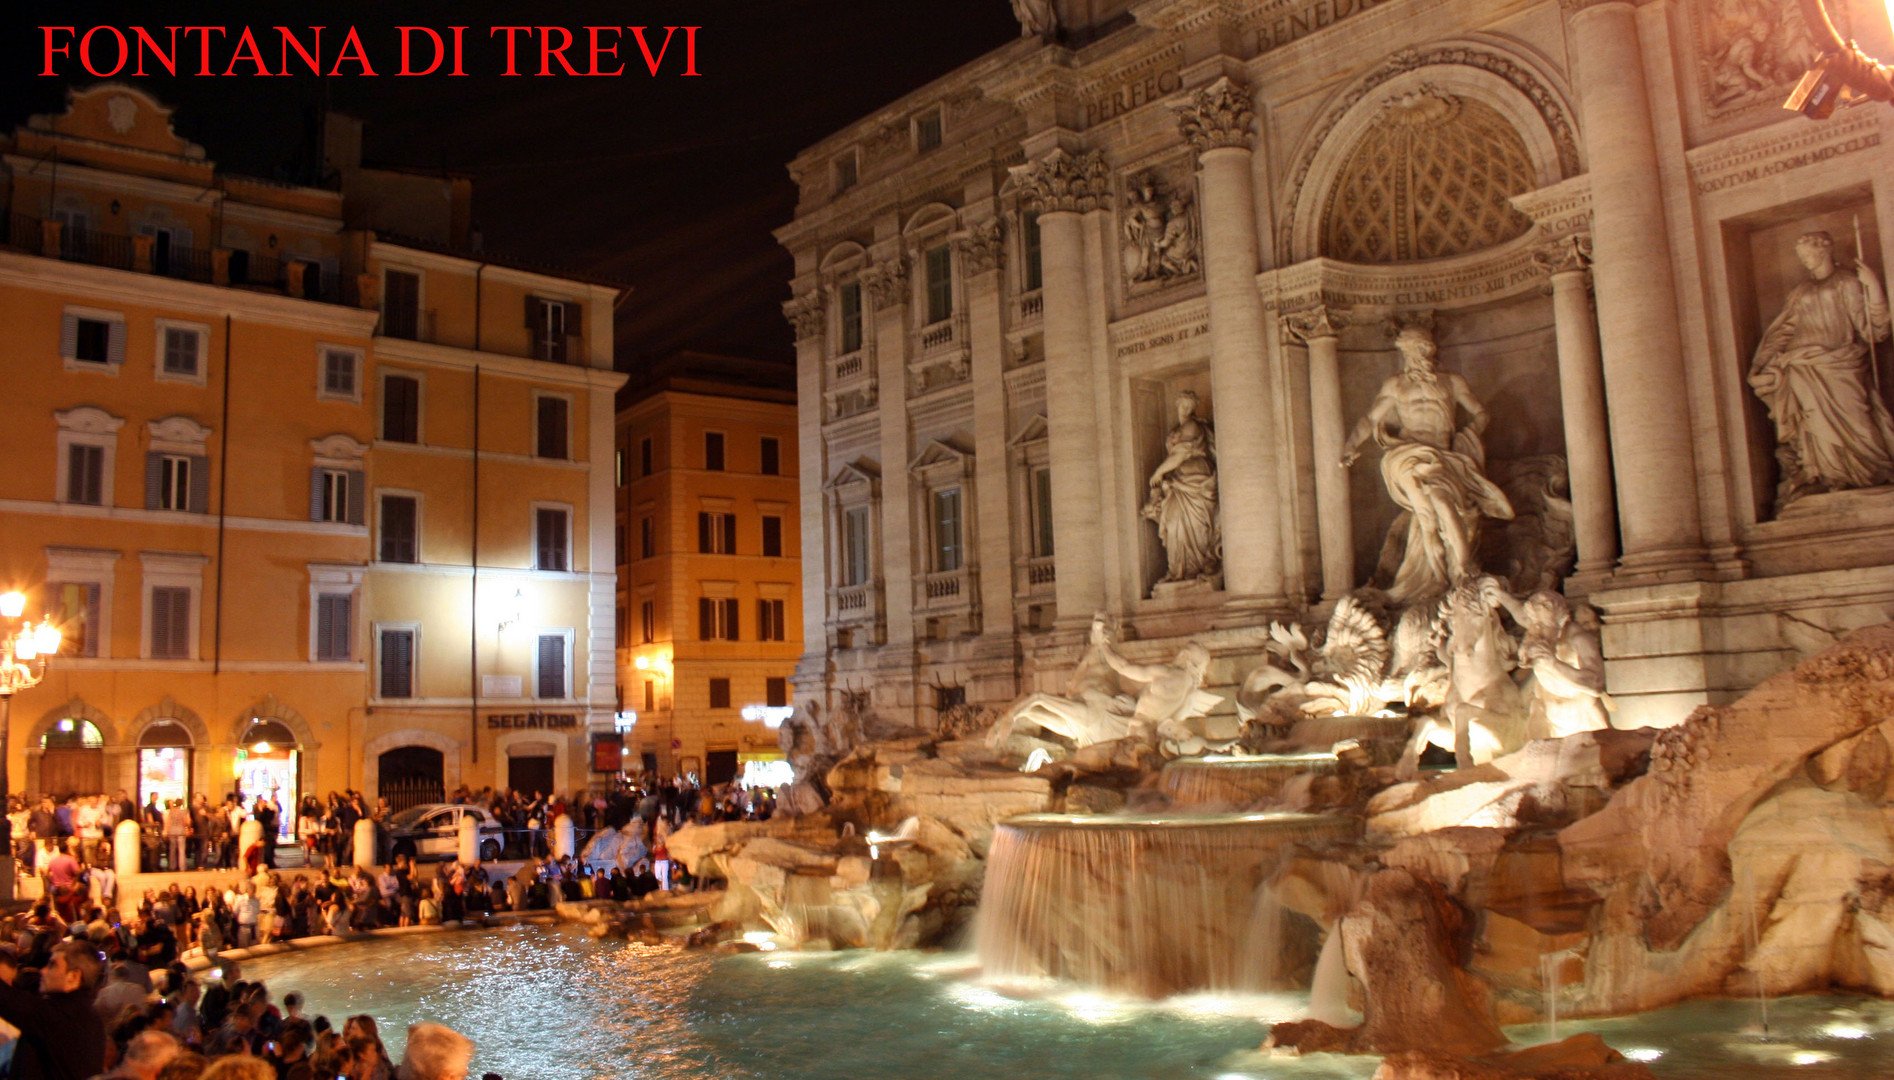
[507, 755, 554, 797]
[40, 749, 103, 796]
[378, 746, 444, 811]
[705, 749, 739, 787]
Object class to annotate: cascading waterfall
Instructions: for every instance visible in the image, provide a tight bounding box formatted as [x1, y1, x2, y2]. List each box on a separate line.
[974, 812, 1353, 997]
[1157, 753, 1340, 809]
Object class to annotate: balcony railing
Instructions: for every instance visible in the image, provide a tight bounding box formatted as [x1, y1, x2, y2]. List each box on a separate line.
[919, 320, 955, 350]
[832, 350, 867, 381]
[917, 567, 976, 612]
[834, 581, 877, 617]
[3, 214, 346, 304]
[1014, 290, 1044, 324]
[1016, 555, 1055, 596]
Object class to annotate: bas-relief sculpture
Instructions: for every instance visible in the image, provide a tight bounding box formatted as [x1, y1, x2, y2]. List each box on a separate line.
[1747, 230, 1894, 508]
[1121, 173, 1200, 286]
[1143, 390, 1221, 585]
[1699, 0, 1818, 110]
[1341, 324, 1514, 606]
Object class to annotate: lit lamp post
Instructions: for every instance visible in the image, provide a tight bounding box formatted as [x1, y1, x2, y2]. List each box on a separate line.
[0, 590, 62, 902]
[1787, 0, 1894, 117]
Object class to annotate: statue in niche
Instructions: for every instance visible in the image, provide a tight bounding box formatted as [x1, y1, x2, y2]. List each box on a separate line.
[1341, 325, 1514, 605]
[1122, 175, 1199, 285]
[1747, 230, 1894, 507]
[1010, 0, 1059, 37]
[1143, 390, 1222, 584]
[1516, 590, 1613, 740]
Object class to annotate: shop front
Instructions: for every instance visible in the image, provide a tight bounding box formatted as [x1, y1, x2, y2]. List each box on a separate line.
[235, 719, 300, 842]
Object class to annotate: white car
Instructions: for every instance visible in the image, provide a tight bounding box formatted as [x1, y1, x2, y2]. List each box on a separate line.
[383, 804, 505, 862]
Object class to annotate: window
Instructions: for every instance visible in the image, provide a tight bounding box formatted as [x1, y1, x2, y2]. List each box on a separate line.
[528, 297, 581, 364]
[616, 606, 628, 649]
[1031, 467, 1055, 558]
[50, 582, 101, 658]
[153, 454, 193, 511]
[66, 444, 104, 505]
[315, 594, 352, 661]
[839, 281, 863, 353]
[698, 597, 739, 641]
[158, 324, 205, 380]
[834, 153, 858, 194]
[766, 677, 788, 708]
[62, 309, 125, 370]
[757, 599, 786, 642]
[149, 586, 192, 660]
[843, 507, 871, 586]
[709, 678, 731, 709]
[616, 523, 626, 566]
[382, 373, 420, 443]
[915, 108, 943, 152]
[312, 468, 363, 524]
[704, 431, 725, 471]
[1024, 212, 1043, 293]
[380, 495, 418, 563]
[536, 508, 570, 571]
[698, 512, 736, 555]
[536, 395, 569, 459]
[379, 628, 415, 698]
[537, 634, 567, 698]
[761, 437, 781, 476]
[762, 515, 783, 558]
[383, 269, 421, 340]
[643, 680, 655, 712]
[933, 487, 964, 572]
[640, 600, 655, 644]
[640, 437, 653, 477]
[925, 243, 953, 324]
[640, 516, 655, 559]
[937, 685, 967, 711]
[321, 348, 360, 401]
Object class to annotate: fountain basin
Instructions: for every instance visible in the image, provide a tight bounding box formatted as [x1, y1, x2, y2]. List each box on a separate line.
[1158, 753, 1341, 810]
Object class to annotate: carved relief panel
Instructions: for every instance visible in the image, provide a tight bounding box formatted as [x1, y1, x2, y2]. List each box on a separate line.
[1119, 160, 1201, 300]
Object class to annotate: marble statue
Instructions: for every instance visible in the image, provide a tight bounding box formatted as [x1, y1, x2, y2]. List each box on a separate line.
[1122, 176, 1199, 285]
[1237, 595, 1393, 723]
[1143, 390, 1222, 584]
[1515, 590, 1613, 739]
[986, 614, 1136, 750]
[1098, 637, 1224, 752]
[1341, 325, 1514, 605]
[1439, 575, 1526, 769]
[1010, 0, 1059, 37]
[1747, 230, 1894, 507]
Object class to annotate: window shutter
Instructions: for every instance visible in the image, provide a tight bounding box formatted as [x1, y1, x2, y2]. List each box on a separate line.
[698, 597, 713, 641]
[566, 302, 583, 338]
[347, 470, 366, 525]
[553, 512, 568, 570]
[189, 454, 211, 513]
[150, 587, 171, 657]
[723, 597, 740, 641]
[381, 629, 413, 697]
[697, 512, 711, 553]
[538, 634, 565, 698]
[145, 452, 164, 510]
[169, 590, 191, 658]
[107, 320, 127, 366]
[83, 584, 101, 657]
[60, 313, 79, 359]
[309, 468, 325, 521]
[723, 514, 737, 555]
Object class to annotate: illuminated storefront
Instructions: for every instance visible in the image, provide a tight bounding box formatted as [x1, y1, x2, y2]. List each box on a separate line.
[235, 720, 299, 841]
[137, 721, 193, 809]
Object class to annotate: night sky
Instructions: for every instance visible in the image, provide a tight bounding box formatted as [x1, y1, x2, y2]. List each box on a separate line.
[0, 2, 1022, 378]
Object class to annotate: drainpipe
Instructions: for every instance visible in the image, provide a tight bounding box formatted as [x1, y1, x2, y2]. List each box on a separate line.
[213, 316, 232, 672]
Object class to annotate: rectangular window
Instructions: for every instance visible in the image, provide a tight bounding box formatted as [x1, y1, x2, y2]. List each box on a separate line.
[697, 597, 739, 641]
[704, 431, 725, 471]
[147, 452, 208, 514]
[761, 515, 783, 558]
[536, 396, 569, 459]
[530, 298, 570, 363]
[1024, 212, 1043, 293]
[537, 634, 567, 698]
[382, 373, 420, 443]
[383, 270, 421, 340]
[158, 455, 192, 511]
[322, 349, 358, 398]
[318, 470, 350, 523]
[51, 582, 100, 658]
[766, 677, 788, 708]
[309, 467, 364, 525]
[643, 679, 655, 712]
[74, 317, 112, 365]
[697, 512, 736, 555]
[915, 109, 942, 152]
[925, 243, 953, 324]
[65, 444, 104, 506]
[149, 586, 191, 660]
[380, 495, 418, 563]
[640, 437, 653, 477]
[840, 281, 863, 354]
[315, 594, 352, 661]
[843, 507, 871, 586]
[640, 516, 655, 559]
[161, 327, 201, 377]
[760, 436, 781, 476]
[379, 628, 415, 698]
[1032, 467, 1055, 558]
[709, 677, 731, 709]
[536, 508, 570, 571]
[757, 598, 786, 642]
[640, 600, 655, 644]
[933, 487, 964, 573]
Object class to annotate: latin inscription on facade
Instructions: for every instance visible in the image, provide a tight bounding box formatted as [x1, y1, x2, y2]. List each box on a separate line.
[1255, 0, 1395, 55]
[1114, 322, 1209, 359]
[1087, 68, 1184, 126]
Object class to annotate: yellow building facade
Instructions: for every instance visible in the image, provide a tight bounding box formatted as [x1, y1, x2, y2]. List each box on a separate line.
[616, 365, 801, 783]
[2, 85, 624, 817]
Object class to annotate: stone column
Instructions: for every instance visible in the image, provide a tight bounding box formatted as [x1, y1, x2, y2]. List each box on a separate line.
[1533, 235, 1619, 575]
[862, 258, 917, 653]
[783, 293, 831, 687]
[1565, 0, 1705, 572]
[1283, 307, 1354, 599]
[960, 222, 1020, 647]
[1176, 79, 1288, 606]
[1011, 150, 1112, 621]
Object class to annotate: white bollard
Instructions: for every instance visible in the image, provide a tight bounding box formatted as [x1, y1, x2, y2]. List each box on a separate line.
[354, 818, 379, 870]
[552, 814, 575, 860]
[238, 819, 263, 868]
[115, 819, 142, 882]
[458, 814, 478, 864]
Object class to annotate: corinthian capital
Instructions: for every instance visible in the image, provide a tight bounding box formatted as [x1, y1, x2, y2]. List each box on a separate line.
[1282, 304, 1348, 343]
[1174, 77, 1256, 154]
[1009, 148, 1112, 214]
[957, 220, 1005, 276]
[860, 258, 910, 308]
[1531, 232, 1593, 276]
[783, 292, 825, 342]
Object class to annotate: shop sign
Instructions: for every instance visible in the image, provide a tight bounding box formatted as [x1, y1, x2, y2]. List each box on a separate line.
[484, 710, 579, 730]
[591, 733, 624, 773]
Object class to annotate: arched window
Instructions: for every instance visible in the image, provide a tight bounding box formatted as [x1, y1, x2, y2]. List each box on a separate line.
[40, 719, 104, 749]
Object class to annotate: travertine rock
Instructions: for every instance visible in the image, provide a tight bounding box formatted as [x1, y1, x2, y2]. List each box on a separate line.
[1341, 868, 1507, 1057]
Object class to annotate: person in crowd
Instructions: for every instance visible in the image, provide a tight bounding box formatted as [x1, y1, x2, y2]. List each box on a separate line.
[394, 1023, 473, 1080]
[102, 1028, 181, 1080]
[343, 1016, 393, 1080]
[0, 939, 108, 1079]
[158, 1051, 208, 1080]
[199, 1055, 276, 1080]
[94, 960, 150, 1025]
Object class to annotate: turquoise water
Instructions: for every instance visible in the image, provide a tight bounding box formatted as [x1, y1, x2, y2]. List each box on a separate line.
[241, 925, 1894, 1079]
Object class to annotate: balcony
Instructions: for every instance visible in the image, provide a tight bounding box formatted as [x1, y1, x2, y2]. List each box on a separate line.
[833, 350, 867, 381]
[1015, 555, 1056, 597]
[6, 214, 348, 304]
[1013, 290, 1044, 326]
[916, 566, 977, 612]
[907, 311, 971, 396]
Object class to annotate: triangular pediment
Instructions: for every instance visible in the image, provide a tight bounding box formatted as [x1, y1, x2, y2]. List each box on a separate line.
[1008, 414, 1050, 447]
[825, 460, 880, 491]
[908, 438, 972, 472]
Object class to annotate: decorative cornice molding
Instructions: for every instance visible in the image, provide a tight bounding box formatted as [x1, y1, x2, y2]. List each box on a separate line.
[1175, 77, 1257, 154]
[860, 258, 910, 308]
[1531, 233, 1593, 276]
[55, 405, 125, 435]
[783, 291, 825, 341]
[1281, 305, 1350, 342]
[1009, 148, 1113, 214]
[957, 220, 1005, 276]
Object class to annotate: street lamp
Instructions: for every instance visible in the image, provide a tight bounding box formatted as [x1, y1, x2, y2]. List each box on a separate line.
[1787, 0, 1894, 117]
[0, 590, 62, 901]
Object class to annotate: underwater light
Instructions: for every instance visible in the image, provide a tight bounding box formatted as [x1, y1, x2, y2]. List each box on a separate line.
[1824, 1024, 1869, 1040]
[1791, 1050, 1835, 1065]
[742, 931, 776, 946]
[1622, 1049, 1663, 1063]
[767, 960, 793, 969]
